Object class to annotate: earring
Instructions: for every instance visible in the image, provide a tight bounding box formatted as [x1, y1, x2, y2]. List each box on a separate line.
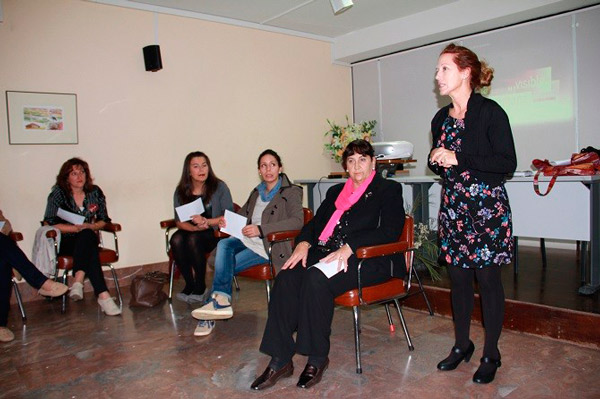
[345, 170, 349, 172]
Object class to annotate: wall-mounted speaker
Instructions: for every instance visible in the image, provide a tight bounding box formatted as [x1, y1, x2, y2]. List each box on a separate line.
[143, 45, 162, 72]
[330, 0, 353, 15]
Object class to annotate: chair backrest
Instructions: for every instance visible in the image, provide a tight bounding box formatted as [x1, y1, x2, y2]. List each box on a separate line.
[303, 207, 314, 225]
[401, 215, 414, 272]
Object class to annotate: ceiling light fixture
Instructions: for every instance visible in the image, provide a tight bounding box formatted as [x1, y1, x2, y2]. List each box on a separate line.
[330, 0, 353, 16]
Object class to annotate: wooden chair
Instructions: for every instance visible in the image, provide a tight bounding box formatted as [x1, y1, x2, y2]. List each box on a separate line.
[9, 231, 27, 321]
[160, 204, 241, 300]
[334, 215, 433, 373]
[45, 223, 123, 313]
[233, 207, 314, 302]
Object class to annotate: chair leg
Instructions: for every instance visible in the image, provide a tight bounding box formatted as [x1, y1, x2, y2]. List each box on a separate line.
[393, 299, 414, 351]
[12, 279, 26, 321]
[168, 261, 176, 300]
[233, 276, 240, 292]
[265, 280, 271, 303]
[107, 264, 123, 309]
[384, 303, 395, 332]
[352, 306, 362, 374]
[61, 272, 68, 314]
[413, 269, 433, 316]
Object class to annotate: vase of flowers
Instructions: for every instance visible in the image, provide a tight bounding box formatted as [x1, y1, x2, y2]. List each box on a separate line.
[324, 116, 377, 163]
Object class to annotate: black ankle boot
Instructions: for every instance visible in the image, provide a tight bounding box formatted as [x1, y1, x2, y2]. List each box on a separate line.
[437, 340, 475, 371]
[473, 356, 502, 384]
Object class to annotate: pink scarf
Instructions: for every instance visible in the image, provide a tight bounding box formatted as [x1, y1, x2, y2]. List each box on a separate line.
[318, 170, 376, 242]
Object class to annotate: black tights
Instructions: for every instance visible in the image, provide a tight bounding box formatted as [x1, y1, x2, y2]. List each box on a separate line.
[447, 266, 504, 359]
[170, 229, 217, 295]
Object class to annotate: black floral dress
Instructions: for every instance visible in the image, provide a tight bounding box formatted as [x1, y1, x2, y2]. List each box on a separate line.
[437, 116, 513, 269]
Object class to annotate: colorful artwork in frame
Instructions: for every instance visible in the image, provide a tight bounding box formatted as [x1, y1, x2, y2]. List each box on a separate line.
[6, 91, 78, 144]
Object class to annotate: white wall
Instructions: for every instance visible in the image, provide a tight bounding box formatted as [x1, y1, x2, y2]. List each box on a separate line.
[0, 0, 352, 268]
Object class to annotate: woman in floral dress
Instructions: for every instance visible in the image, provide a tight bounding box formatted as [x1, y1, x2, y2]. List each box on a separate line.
[429, 43, 517, 384]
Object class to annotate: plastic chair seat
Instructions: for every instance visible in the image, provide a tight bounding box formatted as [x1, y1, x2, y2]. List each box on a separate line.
[335, 278, 406, 307]
[236, 264, 274, 280]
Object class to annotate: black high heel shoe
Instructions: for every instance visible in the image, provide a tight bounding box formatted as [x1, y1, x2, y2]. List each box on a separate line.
[473, 356, 502, 384]
[437, 340, 475, 371]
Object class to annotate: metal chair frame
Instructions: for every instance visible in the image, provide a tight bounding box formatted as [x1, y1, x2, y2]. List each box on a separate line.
[46, 224, 123, 313]
[335, 215, 434, 373]
[9, 231, 27, 321]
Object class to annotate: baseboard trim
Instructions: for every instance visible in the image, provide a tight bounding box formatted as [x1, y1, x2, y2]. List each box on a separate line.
[11, 261, 170, 305]
[402, 285, 600, 348]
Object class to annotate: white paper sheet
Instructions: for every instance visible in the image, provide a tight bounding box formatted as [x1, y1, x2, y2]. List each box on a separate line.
[312, 259, 344, 279]
[220, 209, 247, 240]
[57, 208, 85, 225]
[175, 197, 205, 222]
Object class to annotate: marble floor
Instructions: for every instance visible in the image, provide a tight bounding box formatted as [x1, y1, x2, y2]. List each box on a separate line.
[2, 277, 600, 399]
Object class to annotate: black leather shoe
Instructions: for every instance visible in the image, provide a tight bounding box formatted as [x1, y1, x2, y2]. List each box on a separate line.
[297, 358, 329, 389]
[250, 361, 293, 390]
[473, 356, 501, 384]
[437, 340, 475, 371]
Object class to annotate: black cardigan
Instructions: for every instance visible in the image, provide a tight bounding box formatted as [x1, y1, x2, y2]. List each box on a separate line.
[428, 92, 517, 185]
[296, 174, 407, 278]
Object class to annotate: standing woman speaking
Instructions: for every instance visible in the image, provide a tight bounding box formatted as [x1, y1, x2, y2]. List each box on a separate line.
[429, 43, 516, 384]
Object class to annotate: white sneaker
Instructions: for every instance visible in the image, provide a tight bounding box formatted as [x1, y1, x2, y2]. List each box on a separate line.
[191, 294, 233, 320]
[98, 297, 122, 316]
[194, 320, 215, 336]
[69, 282, 84, 301]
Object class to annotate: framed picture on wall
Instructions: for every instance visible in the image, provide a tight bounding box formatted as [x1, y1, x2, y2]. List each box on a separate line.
[6, 91, 78, 145]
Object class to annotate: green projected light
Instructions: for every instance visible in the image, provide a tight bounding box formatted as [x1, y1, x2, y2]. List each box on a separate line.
[489, 67, 573, 126]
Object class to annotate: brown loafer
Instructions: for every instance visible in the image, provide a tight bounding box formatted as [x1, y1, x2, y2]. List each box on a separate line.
[250, 361, 293, 390]
[297, 358, 329, 389]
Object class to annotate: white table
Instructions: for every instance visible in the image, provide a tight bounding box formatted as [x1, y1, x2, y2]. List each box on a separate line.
[296, 175, 600, 294]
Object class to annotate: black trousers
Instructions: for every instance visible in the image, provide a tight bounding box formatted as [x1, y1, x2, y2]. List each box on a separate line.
[259, 248, 391, 361]
[60, 229, 107, 296]
[1, 233, 48, 326]
[169, 229, 218, 295]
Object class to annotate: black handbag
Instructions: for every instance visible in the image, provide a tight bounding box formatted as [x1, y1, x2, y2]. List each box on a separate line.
[129, 271, 168, 307]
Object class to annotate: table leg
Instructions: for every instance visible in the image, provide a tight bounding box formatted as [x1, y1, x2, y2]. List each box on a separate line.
[578, 181, 599, 295]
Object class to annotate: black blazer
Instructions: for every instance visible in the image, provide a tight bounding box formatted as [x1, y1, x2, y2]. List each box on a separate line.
[297, 174, 407, 278]
[429, 91, 517, 185]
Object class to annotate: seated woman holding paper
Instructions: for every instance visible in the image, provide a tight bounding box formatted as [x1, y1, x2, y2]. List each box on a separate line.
[170, 151, 233, 304]
[43, 157, 121, 316]
[191, 149, 303, 336]
[250, 140, 405, 390]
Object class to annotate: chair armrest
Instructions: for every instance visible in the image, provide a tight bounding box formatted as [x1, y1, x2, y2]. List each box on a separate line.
[214, 230, 230, 238]
[46, 229, 58, 239]
[102, 222, 122, 233]
[356, 241, 410, 259]
[160, 219, 176, 229]
[267, 230, 301, 242]
[9, 232, 23, 242]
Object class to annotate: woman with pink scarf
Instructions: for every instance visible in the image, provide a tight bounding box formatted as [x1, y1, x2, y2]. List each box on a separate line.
[251, 140, 406, 390]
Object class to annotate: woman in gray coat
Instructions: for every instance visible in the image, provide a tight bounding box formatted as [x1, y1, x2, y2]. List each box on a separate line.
[191, 149, 303, 336]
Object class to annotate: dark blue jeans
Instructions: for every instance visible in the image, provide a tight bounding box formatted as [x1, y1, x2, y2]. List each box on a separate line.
[1, 233, 48, 326]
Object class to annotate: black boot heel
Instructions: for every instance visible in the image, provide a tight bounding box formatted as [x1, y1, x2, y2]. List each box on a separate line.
[437, 340, 475, 371]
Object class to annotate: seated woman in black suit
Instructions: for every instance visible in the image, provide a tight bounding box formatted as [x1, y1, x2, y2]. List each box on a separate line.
[251, 139, 406, 390]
